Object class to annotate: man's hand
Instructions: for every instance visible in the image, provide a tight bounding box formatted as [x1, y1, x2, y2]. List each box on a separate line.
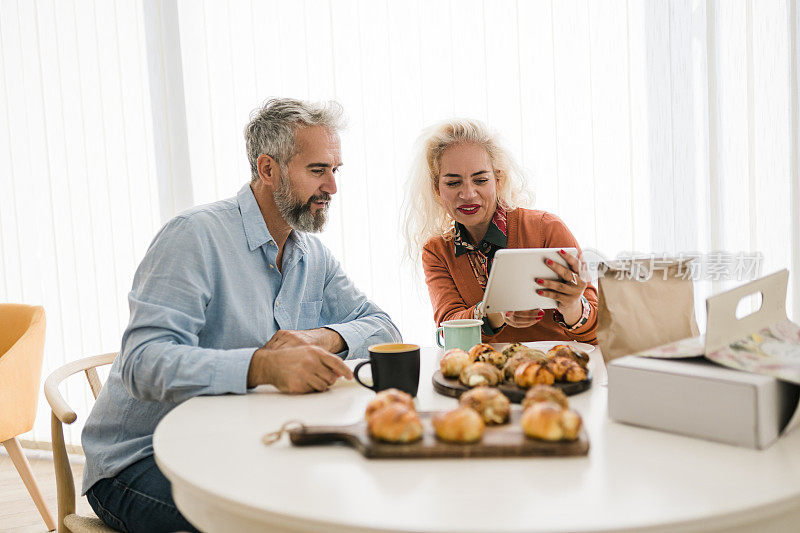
[264, 327, 346, 354]
[247, 345, 354, 393]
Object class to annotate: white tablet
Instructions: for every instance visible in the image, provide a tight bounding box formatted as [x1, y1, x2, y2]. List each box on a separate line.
[482, 247, 578, 313]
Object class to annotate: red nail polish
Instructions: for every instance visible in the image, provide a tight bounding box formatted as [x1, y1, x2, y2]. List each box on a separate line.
[536, 289, 543, 295]
[559, 249, 565, 254]
[546, 259, 553, 265]
[535, 278, 543, 284]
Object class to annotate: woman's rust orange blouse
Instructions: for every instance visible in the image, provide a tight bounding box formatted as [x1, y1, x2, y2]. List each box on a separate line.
[422, 207, 598, 344]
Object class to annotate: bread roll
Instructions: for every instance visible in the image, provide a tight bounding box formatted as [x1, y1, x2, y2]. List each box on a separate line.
[367, 403, 423, 443]
[459, 386, 510, 425]
[521, 401, 582, 441]
[570, 349, 590, 369]
[525, 349, 549, 364]
[547, 356, 577, 381]
[547, 344, 590, 369]
[559, 409, 583, 440]
[502, 350, 547, 381]
[564, 364, 587, 383]
[503, 354, 531, 381]
[501, 342, 528, 358]
[459, 362, 503, 388]
[468, 343, 495, 361]
[474, 347, 506, 368]
[521, 385, 569, 410]
[520, 402, 563, 440]
[514, 361, 555, 388]
[364, 388, 415, 421]
[546, 344, 573, 360]
[440, 349, 472, 378]
[432, 406, 485, 443]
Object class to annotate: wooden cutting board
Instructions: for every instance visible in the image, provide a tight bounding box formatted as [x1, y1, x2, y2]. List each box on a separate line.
[432, 370, 592, 403]
[286, 410, 589, 458]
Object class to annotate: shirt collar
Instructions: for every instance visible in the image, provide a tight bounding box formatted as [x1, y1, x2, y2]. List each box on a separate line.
[289, 227, 309, 254]
[236, 184, 308, 255]
[453, 205, 508, 256]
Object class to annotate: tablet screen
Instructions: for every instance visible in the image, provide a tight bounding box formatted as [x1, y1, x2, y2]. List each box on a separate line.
[483, 247, 578, 313]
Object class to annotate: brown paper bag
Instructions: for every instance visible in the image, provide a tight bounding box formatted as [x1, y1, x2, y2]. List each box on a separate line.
[597, 258, 700, 363]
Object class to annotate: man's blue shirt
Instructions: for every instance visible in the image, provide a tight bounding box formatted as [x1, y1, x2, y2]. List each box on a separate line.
[81, 184, 401, 493]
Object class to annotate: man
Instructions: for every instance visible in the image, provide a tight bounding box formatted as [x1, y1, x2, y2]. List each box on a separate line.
[82, 98, 401, 532]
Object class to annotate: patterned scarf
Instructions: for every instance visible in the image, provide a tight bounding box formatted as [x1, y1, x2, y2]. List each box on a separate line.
[452, 205, 508, 289]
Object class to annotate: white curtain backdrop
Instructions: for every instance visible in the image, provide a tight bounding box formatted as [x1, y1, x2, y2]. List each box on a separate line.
[1, 0, 798, 448]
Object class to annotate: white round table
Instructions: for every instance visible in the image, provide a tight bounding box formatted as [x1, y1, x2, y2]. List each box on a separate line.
[153, 346, 800, 533]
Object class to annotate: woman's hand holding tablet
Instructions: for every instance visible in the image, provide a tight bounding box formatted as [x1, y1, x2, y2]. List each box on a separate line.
[503, 309, 546, 328]
[536, 249, 590, 327]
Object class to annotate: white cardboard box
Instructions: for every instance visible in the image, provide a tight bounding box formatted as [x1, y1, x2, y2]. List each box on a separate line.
[608, 355, 800, 449]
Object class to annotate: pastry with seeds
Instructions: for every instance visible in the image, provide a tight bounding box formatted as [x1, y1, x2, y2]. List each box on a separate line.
[468, 343, 495, 361]
[501, 342, 529, 358]
[474, 347, 506, 368]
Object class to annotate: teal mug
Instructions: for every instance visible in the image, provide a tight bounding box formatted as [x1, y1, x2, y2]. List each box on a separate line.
[435, 319, 483, 352]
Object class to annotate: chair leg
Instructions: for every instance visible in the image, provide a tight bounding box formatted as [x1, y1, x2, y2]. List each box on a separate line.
[3, 436, 57, 531]
[51, 412, 76, 533]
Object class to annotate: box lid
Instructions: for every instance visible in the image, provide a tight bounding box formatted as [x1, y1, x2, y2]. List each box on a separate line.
[610, 355, 777, 386]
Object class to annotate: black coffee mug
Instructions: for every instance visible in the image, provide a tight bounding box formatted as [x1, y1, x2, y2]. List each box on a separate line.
[354, 343, 421, 397]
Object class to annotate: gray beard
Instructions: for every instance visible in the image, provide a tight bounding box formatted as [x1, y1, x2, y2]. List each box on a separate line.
[273, 171, 330, 233]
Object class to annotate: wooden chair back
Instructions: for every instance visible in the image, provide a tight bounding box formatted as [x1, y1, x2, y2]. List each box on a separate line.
[44, 353, 118, 532]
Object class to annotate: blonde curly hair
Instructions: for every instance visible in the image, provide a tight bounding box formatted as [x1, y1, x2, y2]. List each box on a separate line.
[401, 118, 534, 263]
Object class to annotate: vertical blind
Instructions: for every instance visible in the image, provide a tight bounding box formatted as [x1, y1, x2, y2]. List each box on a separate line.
[1, 0, 161, 447]
[1, 0, 798, 447]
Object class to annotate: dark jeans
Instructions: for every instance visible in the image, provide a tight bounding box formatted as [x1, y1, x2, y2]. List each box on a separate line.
[86, 455, 201, 533]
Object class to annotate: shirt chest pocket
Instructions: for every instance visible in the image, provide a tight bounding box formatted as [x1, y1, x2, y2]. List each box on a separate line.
[297, 300, 323, 330]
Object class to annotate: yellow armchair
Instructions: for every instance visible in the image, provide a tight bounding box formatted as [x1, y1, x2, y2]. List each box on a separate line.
[1, 303, 56, 531]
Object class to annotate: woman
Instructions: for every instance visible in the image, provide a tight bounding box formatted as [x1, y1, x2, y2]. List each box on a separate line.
[403, 119, 597, 344]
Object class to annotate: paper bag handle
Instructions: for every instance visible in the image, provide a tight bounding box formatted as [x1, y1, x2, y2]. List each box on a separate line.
[705, 269, 789, 353]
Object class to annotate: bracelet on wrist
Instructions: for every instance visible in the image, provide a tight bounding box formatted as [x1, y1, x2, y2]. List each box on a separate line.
[553, 295, 591, 331]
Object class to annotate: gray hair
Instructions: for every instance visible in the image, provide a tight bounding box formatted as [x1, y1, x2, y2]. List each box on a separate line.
[244, 98, 345, 183]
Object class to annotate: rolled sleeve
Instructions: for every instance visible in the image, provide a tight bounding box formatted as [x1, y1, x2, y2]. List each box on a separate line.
[324, 323, 365, 359]
[211, 347, 258, 395]
[324, 322, 364, 358]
